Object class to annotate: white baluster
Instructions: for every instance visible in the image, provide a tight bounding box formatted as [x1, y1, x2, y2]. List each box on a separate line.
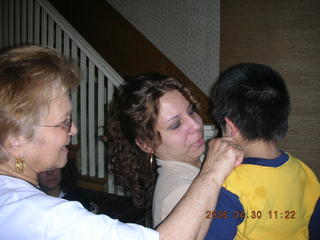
[55, 25, 62, 52]
[107, 81, 115, 193]
[88, 60, 95, 177]
[41, 7, 47, 45]
[47, 17, 54, 48]
[63, 33, 70, 57]
[71, 41, 79, 145]
[97, 69, 105, 178]
[80, 51, 88, 176]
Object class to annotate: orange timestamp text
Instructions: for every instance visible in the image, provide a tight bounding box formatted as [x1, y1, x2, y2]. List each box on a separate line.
[205, 210, 296, 219]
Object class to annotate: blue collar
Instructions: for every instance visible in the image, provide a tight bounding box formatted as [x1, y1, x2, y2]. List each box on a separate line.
[242, 152, 289, 167]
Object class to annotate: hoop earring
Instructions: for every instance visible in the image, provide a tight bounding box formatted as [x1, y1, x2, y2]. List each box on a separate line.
[16, 157, 25, 173]
[149, 153, 154, 167]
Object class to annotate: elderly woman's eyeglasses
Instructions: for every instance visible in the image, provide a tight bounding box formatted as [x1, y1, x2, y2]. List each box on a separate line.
[36, 117, 72, 133]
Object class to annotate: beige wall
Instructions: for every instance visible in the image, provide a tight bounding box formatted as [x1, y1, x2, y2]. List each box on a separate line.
[106, 0, 220, 96]
[220, 0, 320, 178]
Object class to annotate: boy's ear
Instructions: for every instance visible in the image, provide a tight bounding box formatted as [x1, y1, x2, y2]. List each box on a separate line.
[135, 138, 154, 154]
[224, 117, 240, 137]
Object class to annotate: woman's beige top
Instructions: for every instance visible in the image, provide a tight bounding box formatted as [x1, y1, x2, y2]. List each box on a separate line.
[152, 159, 200, 227]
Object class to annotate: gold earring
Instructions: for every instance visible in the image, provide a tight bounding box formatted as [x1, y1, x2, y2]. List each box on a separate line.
[16, 157, 25, 173]
[149, 153, 154, 167]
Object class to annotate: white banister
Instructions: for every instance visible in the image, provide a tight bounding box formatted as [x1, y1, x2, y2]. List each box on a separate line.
[35, 0, 125, 87]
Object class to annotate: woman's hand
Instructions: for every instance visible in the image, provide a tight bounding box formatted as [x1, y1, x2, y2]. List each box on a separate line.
[201, 137, 244, 186]
[157, 137, 243, 240]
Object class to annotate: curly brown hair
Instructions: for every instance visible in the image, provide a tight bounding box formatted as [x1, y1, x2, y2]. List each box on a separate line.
[107, 73, 200, 209]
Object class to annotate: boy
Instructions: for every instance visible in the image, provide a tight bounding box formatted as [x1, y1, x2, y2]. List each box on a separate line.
[205, 63, 319, 239]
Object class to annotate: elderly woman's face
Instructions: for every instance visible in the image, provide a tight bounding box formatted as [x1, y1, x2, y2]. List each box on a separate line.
[155, 90, 205, 165]
[22, 93, 77, 172]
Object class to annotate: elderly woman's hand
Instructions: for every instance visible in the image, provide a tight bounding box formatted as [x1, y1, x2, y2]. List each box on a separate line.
[201, 137, 244, 186]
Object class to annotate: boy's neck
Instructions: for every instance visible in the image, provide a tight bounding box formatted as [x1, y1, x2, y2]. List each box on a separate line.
[242, 140, 281, 159]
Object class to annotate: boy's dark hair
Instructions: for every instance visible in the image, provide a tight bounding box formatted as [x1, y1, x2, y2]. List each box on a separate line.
[211, 63, 290, 142]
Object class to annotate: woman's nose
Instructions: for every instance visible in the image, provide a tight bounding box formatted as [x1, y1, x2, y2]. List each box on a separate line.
[188, 115, 202, 132]
[69, 122, 78, 136]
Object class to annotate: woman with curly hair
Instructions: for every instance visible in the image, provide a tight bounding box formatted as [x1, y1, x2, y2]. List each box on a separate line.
[109, 73, 217, 227]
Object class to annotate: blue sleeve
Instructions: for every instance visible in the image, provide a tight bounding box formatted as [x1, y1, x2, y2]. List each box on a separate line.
[309, 198, 320, 240]
[205, 187, 244, 240]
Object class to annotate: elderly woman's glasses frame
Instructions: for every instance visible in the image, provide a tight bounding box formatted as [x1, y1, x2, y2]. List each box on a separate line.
[35, 117, 72, 133]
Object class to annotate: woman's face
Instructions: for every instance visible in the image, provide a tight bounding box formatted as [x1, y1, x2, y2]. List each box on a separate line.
[22, 93, 77, 173]
[155, 90, 205, 165]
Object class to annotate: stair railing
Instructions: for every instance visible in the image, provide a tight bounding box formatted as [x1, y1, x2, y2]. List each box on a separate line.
[0, 0, 125, 194]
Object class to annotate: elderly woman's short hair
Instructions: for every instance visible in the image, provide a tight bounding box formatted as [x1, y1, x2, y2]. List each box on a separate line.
[0, 45, 79, 162]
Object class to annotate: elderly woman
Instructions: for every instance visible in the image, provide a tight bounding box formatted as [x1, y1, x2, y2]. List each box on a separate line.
[0, 45, 242, 240]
